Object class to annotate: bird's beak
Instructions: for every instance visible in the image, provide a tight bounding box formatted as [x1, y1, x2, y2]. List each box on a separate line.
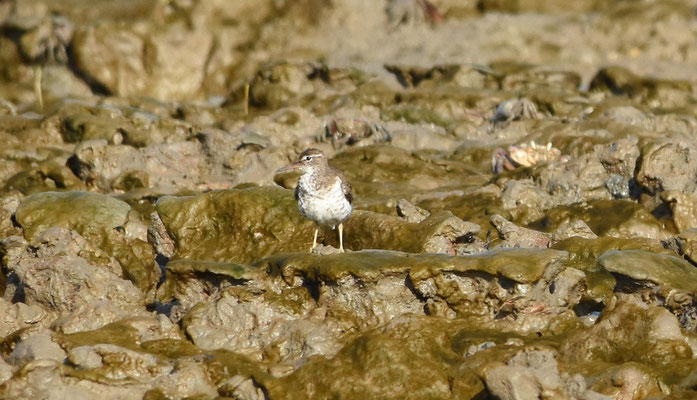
[276, 162, 301, 174]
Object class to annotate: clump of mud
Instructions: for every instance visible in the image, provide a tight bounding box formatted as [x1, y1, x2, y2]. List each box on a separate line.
[2, 0, 697, 398]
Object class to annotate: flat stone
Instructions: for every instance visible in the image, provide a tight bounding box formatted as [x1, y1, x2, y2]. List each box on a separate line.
[598, 249, 697, 292]
[15, 191, 130, 242]
[258, 248, 568, 285]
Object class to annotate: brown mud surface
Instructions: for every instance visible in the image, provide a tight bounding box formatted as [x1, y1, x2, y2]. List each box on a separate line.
[3, 0, 697, 398]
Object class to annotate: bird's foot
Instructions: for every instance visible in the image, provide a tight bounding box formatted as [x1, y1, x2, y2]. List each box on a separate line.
[311, 244, 344, 255]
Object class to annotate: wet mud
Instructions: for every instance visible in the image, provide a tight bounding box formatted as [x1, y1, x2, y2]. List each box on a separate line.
[2, 0, 697, 399]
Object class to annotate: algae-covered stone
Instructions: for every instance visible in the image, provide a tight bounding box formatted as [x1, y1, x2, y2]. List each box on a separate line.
[553, 236, 674, 300]
[341, 209, 480, 254]
[156, 258, 262, 308]
[259, 248, 567, 286]
[530, 199, 671, 240]
[155, 186, 315, 264]
[662, 191, 697, 233]
[149, 183, 495, 265]
[4, 227, 148, 334]
[598, 249, 697, 293]
[264, 316, 483, 399]
[15, 191, 130, 242]
[15, 191, 159, 292]
[561, 302, 692, 365]
[637, 136, 697, 196]
[330, 145, 485, 205]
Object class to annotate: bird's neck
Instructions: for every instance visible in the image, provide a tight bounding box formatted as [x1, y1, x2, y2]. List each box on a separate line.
[299, 167, 332, 190]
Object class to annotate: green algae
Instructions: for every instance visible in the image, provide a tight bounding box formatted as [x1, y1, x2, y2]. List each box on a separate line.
[55, 322, 143, 352]
[264, 316, 484, 399]
[157, 258, 262, 303]
[2, 159, 86, 195]
[155, 185, 483, 262]
[165, 259, 257, 280]
[256, 248, 567, 285]
[560, 303, 693, 367]
[140, 339, 203, 359]
[14, 190, 159, 292]
[15, 191, 130, 242]
[155, 186, 316, 264]
[330, 145, 489, 214]
[339, 209, 477, 254]
[529, 199, 671, 238]
[553, 237, 674, 300]
[418, 191, 506, 240]
[54, 321, 267, 389]
[204, 349, 272, 387]
[350, 80, 398, 109]
[598, 250, 697, 293]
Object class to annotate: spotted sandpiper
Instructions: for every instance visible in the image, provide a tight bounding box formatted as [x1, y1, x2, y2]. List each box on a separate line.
[276, 148, 353, 252]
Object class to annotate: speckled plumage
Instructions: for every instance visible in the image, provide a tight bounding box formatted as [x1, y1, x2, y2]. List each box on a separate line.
[296, 169, 352, 229]
[277, 148, 353, 252]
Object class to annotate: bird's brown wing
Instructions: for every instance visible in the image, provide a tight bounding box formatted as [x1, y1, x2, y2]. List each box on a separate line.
[341, 175, 353, 204]
[294, 184, 300, 200]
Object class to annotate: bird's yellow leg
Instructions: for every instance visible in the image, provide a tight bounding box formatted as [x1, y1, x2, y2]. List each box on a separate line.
[338, 223, 344, 253]
[310, 226, 318, 252]
[34, 65, 43, 111]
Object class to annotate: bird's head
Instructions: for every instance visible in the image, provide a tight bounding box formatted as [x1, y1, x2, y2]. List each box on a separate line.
[276, 148, 327, 174]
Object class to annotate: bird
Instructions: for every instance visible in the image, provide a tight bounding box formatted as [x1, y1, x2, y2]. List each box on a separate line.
[276, 148, 353, 252]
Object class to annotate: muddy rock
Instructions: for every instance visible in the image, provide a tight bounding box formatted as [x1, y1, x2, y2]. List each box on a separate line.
[162, 248, 571, 364]
[662, 190, 697, 232]
[500, 179, 554, 216]
[590, 66, 695, 108]
[140, 141, 208, 192]
[4, 0, 697, 397]
[15, 191, 130, 242]
[483, 348, 608, 400]
[396, 198, 430, 223]
[218, 375, 266, 399]
[264, 316, 476, 399]
[0, 194, 22, 238]
[636, 135, 697, 196]
[599, 106, 652, 129]
[69, 139, 146, 190]
[598, 249, 697, 294]
[0, 357, 13, 385]
[53, 101, 192, 147]
[673, 228, 697, 266]
[545, 267, 586, 308]
[67, 345, 104, 370]
[331, 145, 481, 203]
[532, 200, 671, 241]
[594, 363, 664, 400]
[153, 358, 218, 399]
[14, 191, 159, 292]
[490, 214, 550, 248]
[5, 327, 66, 366]
[195, 127, 291, 187]
[155, 186, 482, 261]
[344, 209, 482, 254]
[72, 22, 213, 100]
[534, 152, 612, 204]
[551, 220, 598, 242]
[0, 297, 51, 338]
[595, 136, 640, 178]
[561, 302, 693, 365]
[155, 186, 316, 264]
[4, 227, 148, 333]
[553, 236, 674, 301]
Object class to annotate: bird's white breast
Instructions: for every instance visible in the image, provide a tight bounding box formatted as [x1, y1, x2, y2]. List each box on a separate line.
[297, 174, 352, 229]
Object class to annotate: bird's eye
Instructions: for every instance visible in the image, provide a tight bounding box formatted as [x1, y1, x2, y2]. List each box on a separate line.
[303, 156, 312, 161]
